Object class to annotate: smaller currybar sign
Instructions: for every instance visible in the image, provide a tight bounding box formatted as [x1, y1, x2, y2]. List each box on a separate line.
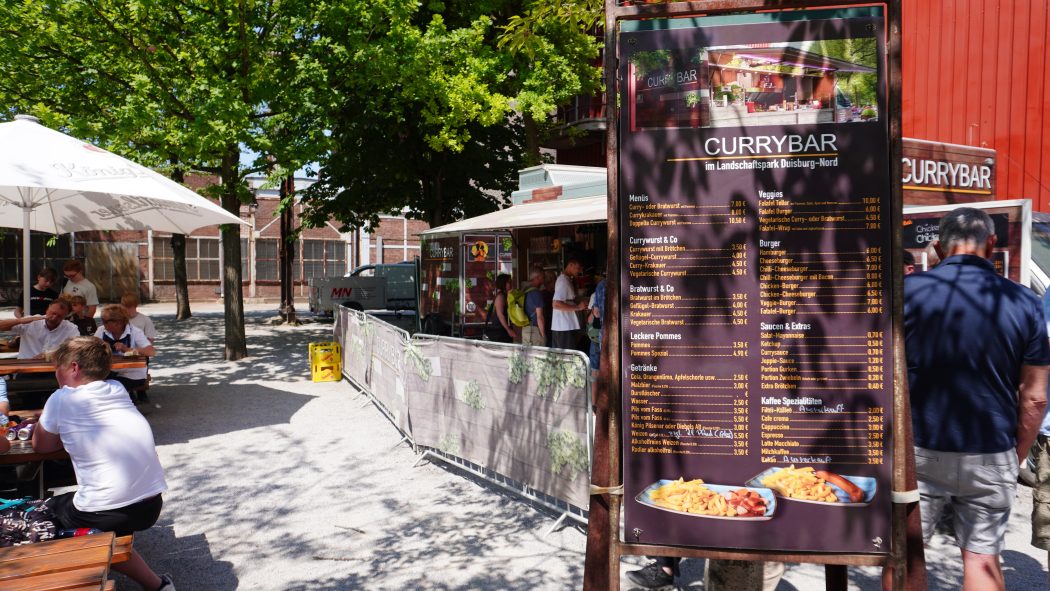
[902, 138, 995, 205]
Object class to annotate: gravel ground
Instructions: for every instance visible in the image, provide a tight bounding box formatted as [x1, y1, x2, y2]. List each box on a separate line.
[12, 302, 1042, 590]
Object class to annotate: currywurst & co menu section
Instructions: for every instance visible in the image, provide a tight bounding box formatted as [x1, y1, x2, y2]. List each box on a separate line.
[620, 8, 892, 553]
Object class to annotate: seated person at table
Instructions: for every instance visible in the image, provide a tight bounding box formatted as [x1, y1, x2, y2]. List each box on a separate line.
[0, 300, 79, 360]
[32, 337, 173, 591]
[64, 294, 97, 337]
[94, 305, 154, 398]
[122, 293, 157, 344]
[14, 267, 59, 318]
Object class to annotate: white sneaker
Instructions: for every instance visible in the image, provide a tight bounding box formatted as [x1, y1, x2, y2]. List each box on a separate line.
[157, 574, 176, 591]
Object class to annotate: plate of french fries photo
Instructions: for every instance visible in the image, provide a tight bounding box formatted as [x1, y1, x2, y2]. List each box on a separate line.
[745, 465, 877, 506]
[635, 478, 776, 520]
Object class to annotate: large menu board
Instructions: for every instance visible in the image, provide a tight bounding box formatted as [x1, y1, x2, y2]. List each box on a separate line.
[620, 8, 893, 553]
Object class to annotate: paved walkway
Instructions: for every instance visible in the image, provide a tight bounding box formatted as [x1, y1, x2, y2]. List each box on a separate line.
[16, 302, 1043, 589]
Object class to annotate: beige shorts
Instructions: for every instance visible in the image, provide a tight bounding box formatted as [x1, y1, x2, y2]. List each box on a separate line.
[916, 447, 1018, 555]
[1032, 434, 1050, 550]
[521, 325, 545, 346]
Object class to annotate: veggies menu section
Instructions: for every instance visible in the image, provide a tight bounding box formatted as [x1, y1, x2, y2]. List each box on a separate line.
[620, 8, 893, 553]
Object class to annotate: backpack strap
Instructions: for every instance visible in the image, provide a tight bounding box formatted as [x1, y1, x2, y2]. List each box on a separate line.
[0, 498, 30, 512]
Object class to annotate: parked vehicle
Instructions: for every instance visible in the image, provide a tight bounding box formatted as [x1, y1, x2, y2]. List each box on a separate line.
[308, 262, 417, 315]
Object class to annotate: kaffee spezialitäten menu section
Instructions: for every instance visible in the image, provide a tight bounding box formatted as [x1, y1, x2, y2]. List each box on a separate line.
[620, 8, 893, 553]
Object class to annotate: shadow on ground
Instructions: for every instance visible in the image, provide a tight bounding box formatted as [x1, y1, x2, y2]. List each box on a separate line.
[151, 311, 334, 386]
[113, 524, 239, 591]
[147, 383, 313, 445]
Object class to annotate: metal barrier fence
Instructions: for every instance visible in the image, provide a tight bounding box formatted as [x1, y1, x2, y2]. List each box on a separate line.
[335, 307, 592, 521]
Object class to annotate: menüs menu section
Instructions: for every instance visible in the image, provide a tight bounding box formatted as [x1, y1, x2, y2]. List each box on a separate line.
[619, 8, 893, 553]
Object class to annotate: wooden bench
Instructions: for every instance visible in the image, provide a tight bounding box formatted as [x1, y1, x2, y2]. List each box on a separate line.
[0, 531, 118, 590]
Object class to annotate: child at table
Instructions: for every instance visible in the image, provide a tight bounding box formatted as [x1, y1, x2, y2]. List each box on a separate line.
[32, 336, 173, 591]
[64, 294, 97, 337]
[121, 293, 156, 344]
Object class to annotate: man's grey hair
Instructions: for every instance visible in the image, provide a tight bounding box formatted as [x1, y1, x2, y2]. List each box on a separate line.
[938, 207, 995, 250]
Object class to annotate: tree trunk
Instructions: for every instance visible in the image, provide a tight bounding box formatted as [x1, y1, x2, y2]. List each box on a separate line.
[219, 149, 248, 360]
[169, 169, 192, 320]
[278, 175, 298, 325]
[171, 234, 191, 320]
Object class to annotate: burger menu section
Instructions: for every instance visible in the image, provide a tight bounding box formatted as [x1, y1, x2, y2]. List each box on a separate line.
[620, 9, 893, 553]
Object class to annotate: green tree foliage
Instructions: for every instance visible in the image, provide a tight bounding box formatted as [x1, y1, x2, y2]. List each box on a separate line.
[0, 0, 330, 359]
[301, 0, 602, 230]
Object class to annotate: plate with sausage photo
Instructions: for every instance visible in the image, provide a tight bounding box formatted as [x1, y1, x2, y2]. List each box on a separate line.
[636, 478, 777, 520]
[745, 466, 876, 506]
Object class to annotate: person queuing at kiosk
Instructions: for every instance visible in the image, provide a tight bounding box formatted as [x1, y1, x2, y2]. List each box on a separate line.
[901, 207, 1049, 591]
[551, 258, 588, 350]
[483, 274, 518, 343]
[902, 249, 916, 276]
[521, 267, 548, 346]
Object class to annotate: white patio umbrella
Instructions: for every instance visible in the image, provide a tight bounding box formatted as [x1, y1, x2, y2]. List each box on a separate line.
[0, 115, 245, 313]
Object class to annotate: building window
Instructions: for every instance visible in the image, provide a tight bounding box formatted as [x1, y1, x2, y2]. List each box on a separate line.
[153, 238, 174, 282]
[255, 239, 278, 281]
[0, 232, 72, 284]
[327, 240, 346, 276]
[302, 240, 325, 281]
[152, 237, 220, 281]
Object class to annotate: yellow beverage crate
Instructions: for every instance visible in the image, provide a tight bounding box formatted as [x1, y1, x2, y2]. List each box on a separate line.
[309, 342, 342, 382]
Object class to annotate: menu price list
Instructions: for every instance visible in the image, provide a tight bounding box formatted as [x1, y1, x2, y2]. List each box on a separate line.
[624, 187, 890, 461]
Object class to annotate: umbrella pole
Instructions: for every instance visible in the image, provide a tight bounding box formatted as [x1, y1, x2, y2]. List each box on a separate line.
[22, 207, 31, 316]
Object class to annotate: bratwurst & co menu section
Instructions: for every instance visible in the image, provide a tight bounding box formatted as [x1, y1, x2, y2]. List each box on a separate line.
[620, 8, 893, 553]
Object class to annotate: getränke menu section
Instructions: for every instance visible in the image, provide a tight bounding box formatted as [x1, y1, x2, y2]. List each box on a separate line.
[619, 8, 893, 553]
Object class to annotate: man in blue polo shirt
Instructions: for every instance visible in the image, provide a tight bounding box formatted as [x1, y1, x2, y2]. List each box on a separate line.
[905, 207, 1049, 591]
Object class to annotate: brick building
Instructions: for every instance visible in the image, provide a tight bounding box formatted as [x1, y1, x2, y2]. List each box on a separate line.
[0, 176, 429, 304]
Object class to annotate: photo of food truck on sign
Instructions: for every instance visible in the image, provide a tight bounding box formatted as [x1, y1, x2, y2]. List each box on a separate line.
[619, 7, 893, 554]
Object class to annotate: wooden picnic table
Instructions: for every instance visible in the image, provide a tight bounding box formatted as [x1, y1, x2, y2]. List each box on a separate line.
[0, 531, 130, 590]
[0, 440, 68, 466]
[0, 434, 70, 499]
[0, 356, 148, 376]
[0, 409, 68, 498]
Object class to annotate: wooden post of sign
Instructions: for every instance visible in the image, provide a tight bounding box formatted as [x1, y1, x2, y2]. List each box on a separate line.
[582, 1, 624, 589]
[583, 2, 926, 591]
[886, 0, 929, 588]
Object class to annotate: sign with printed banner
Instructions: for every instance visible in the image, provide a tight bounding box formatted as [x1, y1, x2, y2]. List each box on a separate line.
[619, 7, 893, 553]
[902, 199, 1031, 283]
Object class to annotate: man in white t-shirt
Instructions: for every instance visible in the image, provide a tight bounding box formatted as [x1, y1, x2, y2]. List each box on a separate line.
[33, 336, 173, 591]
[61, 260, 99, 318]
[0, 299, 79, 359]
[551, 258, 588, 350]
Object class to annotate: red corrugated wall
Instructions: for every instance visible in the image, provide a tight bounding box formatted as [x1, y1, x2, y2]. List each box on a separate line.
[904, 0, 1050, 211]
